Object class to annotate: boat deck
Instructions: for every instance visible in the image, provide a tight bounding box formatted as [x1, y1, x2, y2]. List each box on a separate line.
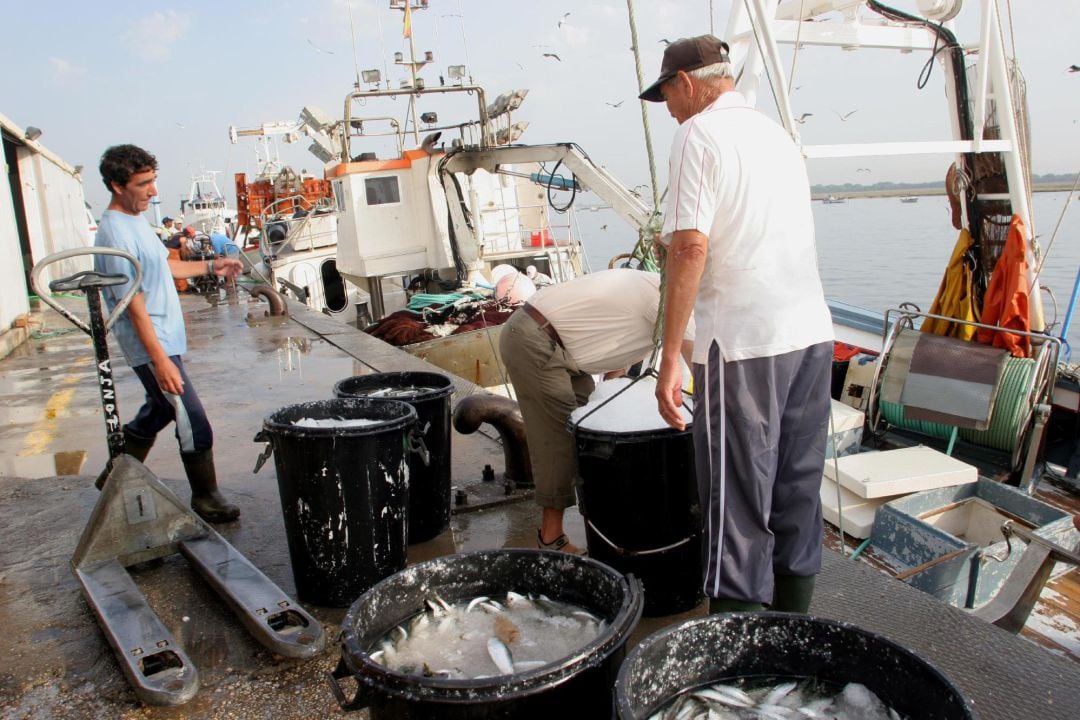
[1, 290, 1078, 718]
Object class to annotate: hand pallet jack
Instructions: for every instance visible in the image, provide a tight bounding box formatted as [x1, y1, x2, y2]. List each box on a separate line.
[31, 248, 325, 706]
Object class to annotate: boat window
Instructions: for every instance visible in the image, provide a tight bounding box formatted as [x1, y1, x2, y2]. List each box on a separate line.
[365, 176, 401, 206]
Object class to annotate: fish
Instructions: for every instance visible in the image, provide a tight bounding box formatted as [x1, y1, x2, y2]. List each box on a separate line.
[693, 685, 754, 708]
[390, 624, 408, 643]
[763, 681, 798, 707]
[466, 596, 490, 612]
[486, 637, 515, 675]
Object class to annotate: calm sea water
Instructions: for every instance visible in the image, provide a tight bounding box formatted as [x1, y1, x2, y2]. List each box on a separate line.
[577, 191, 1080, 354]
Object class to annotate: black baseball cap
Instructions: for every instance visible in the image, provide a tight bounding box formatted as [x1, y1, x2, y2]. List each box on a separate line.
[639, 35, 730, 102]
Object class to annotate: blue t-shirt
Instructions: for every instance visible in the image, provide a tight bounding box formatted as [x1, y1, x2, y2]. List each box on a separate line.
[94, 210, 187, 367]
[209, 232, 230, 256]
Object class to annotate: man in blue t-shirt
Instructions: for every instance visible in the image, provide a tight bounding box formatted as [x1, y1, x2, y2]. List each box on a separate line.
[93, 144, 243, 523]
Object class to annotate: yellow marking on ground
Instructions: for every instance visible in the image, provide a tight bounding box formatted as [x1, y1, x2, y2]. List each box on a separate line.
[18, 369, 90, 457]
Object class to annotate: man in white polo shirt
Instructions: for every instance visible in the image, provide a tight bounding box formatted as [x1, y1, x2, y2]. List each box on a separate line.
[642, 36, 834, 613]
[499, 269, 694, 554]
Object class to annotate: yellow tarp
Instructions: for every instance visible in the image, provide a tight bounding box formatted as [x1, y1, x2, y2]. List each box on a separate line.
[922, 229, 978, 341]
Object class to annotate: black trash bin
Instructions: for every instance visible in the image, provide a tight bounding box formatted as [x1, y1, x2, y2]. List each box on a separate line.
[615, 612, 977, 719]
[256, 398, 416, 607]
[571, 418, 703, 617]
[331, 549, 644, 718]
[334, 371, 454, 543]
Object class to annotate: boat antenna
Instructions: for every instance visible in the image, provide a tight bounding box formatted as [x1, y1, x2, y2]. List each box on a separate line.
[347, 0, 362, 89]
[625, 0, 660, 212]
[374, 1, 391, 89]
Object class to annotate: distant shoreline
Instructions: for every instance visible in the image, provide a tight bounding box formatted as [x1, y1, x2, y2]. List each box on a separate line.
[810, 182, 1074, 201]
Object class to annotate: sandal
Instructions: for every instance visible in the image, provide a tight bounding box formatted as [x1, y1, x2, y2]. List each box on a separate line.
[536, 529, 587, 556]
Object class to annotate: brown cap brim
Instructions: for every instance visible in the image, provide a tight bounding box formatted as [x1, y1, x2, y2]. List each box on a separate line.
[639, 74, 672, 103]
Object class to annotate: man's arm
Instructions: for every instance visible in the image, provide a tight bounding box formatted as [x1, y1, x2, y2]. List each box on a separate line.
[656, 230, 708, 430]
[168, 256, 243, 280]
[125, 292, 185, 394]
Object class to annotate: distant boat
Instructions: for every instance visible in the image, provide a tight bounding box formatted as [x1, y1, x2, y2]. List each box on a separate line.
[900, 196, 919, 203]
[822, 195, 845, 204]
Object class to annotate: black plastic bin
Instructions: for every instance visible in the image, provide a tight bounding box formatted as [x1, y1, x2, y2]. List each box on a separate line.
[571, 421, 703, 617]
[256, 398, 416, 607]
[335, 372, 454, 544]
[330, 549, 644, 718]
[615, 612, 977, 719]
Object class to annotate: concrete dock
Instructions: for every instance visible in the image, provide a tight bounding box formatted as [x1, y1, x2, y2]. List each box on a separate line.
[1, 289, 1079, 719]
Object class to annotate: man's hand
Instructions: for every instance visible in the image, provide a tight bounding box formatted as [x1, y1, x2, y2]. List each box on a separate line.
[154, 356, 185, 395]
[655, 355, 686, 430]
[211, 257, 242, 279]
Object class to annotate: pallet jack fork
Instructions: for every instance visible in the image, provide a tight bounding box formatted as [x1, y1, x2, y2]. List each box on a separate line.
[32, 248, 325, 706]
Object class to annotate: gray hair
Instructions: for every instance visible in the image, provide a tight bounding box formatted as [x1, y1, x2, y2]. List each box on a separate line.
[688, 62, 733, 83]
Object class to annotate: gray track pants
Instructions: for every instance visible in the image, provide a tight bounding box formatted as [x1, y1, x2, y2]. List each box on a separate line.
[691, 340, 832, 604]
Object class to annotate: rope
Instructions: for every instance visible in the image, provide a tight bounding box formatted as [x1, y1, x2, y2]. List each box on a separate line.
[1033, 170, 1080, 283]
[626, 0, 661, 211]
[787, 0, 807, 96]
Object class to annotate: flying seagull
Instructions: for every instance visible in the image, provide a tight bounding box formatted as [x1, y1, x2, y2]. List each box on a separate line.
[794, 112, 813, 124]
[558, 12, 570, 28]
[307, 38, 334, 55]
[856, 168, 871, 173]
[606, 101, 624, 108]
[659, 38, 671, 46]
[1069, 64, 1080, 73]
[601, 224, 608, 230]
[543, 53, 562, 62]
[175, 122, 185, 129]
[833, 109, 859, 121]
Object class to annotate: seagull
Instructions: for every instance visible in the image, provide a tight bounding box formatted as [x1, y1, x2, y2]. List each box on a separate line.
[542, 53, 562, 62]
[175, 122, 185, 129]
[833, 109, 859, 121]
[794, 112, 813, 124]
[1069, 64, 1080, 73]
[856, 168, 871, 173]
[558, 12, 571, 28]
[601, 224, 608, 230]
[659, 38, 671, 46]
[307, 38, 334, 55]
[606, 101, 624, 108]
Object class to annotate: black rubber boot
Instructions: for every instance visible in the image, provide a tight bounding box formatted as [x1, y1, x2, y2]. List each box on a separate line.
[771, 574, 816, 613]
[181, 449, 240, 523]
[94, 427, 156, 490]
[708, 597, 766, 613]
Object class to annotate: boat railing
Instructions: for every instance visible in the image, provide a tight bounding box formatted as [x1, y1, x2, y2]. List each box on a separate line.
[258, 194, 336, 257]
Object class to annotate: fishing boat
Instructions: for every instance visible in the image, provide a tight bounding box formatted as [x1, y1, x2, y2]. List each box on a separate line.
[179, 171, 237, 235]
[720, 0, 1079, 652]
[900, 195, 920, 203]
[241, 2, 652, 385]
[822, 195, 846, 203]
[227, 120, 366, 320]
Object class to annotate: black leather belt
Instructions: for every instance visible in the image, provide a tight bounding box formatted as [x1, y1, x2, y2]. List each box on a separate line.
[523, 303, 563, 348]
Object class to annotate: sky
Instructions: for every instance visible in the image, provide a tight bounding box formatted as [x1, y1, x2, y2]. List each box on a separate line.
[2, 0, 1077, 218]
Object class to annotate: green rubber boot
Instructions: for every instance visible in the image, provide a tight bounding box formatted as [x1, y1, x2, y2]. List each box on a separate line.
[181, 449, 241, 523]
[708, 597, 766, 614]
[771, 574, 816, 613]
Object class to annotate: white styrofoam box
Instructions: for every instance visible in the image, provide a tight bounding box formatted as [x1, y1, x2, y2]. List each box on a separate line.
[826, 399, 865, 459]
[820, 475, 897, 539]
[822, 445, 977, 499]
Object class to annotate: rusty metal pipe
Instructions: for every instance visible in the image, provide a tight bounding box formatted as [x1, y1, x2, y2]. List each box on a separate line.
[249, 285, 288, 316]
[453, 394, 533, 488]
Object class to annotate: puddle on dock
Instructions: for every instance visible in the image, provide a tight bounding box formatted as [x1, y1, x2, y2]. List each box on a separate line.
[1, 450, 87, 477]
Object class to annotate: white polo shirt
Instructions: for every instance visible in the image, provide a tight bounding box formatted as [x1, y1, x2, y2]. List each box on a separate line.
[661, 91, 833, 364]
[529, 269, 695, 375]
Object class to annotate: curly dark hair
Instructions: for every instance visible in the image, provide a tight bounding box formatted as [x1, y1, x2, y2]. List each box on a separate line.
[99, 144, 157, 193]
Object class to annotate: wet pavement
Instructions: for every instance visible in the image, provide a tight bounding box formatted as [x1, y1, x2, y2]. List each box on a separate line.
[0, 290, 700, 719]
[2, 289, 1079, 719]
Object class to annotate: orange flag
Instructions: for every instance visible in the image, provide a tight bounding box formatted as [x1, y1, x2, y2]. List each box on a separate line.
[403, 2, 412, 38]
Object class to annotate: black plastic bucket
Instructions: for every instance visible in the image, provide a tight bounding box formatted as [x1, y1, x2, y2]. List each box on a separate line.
[571, 421, 703, 617]
[331, 549, 644, 718]
[334, 372, 454, 544]
[615, 612, 978, 719]
[256, 398, 416, 607]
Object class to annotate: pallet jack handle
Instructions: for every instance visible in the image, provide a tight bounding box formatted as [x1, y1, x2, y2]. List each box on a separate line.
[30, 248, 142, 460]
